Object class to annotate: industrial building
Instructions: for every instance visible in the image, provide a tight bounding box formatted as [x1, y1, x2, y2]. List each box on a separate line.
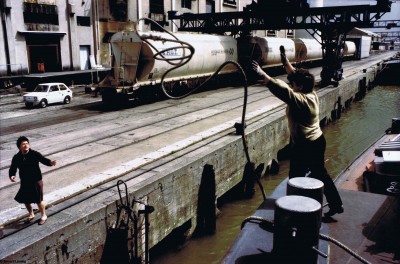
[0, 1, 397, 81]
[1, 0, 266, 77]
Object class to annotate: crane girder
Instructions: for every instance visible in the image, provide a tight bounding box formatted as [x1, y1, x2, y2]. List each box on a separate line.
[168, 0, 392, 87]
[373, 20, 400, 28]
[375, 31, 400, 42]
[169, 4, 390, 34]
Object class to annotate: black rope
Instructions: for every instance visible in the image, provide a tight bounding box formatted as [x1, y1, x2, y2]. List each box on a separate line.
[137, 18, 267, 200]
[319, 233, 372, 264]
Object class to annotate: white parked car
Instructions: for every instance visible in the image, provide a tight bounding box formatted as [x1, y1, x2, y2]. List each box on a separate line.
[23, 83, 73, 108]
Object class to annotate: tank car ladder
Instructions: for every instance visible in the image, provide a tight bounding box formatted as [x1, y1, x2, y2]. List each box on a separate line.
[118, 33, 127, 88]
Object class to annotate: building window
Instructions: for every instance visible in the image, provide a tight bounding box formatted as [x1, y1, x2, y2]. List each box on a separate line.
[77, 16, 91, 27]
[149, 0, 166, 30]
[148, 13, 167, 30]
[182, 0, 192, 9]
[206, 0, 215, 13]
[150, 0, 164, 14]
[24, 0, 56, 4]
[23, 2, 59, 25]
[223, 0, 236, 6]
[267, 30, 276, 37]
[109, 0, 127, 21]
[287, 29, 294, 38]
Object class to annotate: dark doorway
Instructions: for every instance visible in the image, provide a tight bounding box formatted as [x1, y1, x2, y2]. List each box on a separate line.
[109, 0, 127, 21]
[206, 0, 215, 13]
[26, 34, 61, 73]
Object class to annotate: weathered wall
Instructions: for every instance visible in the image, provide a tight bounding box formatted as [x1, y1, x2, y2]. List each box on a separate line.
[0, 64, 381, 263]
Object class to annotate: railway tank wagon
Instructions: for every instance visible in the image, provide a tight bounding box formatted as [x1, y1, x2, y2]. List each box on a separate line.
[99, 30, 359, 103]
[253, 37, 297, 67]
[344, 41, 357, 59]
[293, 38, 323, 62]
[100, 31, 238, 103]
[293, 38, 356, 63]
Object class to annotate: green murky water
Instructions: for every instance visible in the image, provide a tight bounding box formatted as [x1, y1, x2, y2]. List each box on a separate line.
[151, 85, 400, 264]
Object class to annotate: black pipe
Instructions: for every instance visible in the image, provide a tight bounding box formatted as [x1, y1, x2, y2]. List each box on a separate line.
[66, 0, 75, 70]
[336, 96, 342, 120]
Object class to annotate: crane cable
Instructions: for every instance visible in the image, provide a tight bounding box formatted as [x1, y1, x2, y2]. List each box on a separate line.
[137, 18, 267, 200]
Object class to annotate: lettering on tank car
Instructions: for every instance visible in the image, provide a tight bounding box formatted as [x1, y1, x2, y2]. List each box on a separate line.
[211, 48, 235, 56]
[162, 48, 181, 56]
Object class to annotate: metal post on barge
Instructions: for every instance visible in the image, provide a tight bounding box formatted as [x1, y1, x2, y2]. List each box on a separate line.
[271, 178, 326, 263]
[273, 195, 322, 263]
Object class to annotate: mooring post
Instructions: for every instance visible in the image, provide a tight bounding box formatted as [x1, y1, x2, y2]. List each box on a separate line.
[287, 177, 324, 205]
[273, 195, 322, 263]
[196, 164, 217, 235]
[332, 96, 342, 120]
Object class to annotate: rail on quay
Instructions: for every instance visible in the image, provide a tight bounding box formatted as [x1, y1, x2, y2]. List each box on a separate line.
[0, 52, 397, 263]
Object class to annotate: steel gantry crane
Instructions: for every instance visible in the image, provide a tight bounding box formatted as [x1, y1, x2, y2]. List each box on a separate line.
[168, 0, 393, 87]
[372, 19, 400, 43]
[373, 19, 400, 29]
[376, 31, 400, 42]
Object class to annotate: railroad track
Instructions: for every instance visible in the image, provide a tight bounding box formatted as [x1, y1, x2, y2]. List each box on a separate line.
[0, 83, 285, 225]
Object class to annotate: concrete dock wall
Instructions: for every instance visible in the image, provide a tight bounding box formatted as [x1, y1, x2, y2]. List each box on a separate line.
[0, 63, 381, 263]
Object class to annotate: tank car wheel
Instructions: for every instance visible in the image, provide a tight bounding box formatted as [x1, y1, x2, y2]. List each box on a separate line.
[163, 81, 179, 95]
[40, 99, 48, 108]
[187, 77, 202, 90]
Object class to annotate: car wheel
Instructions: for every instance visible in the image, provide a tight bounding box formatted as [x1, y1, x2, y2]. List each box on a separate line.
[40, 99, 47, 108]
[64, 96, 71, 104]
[25, 102, 32, 108]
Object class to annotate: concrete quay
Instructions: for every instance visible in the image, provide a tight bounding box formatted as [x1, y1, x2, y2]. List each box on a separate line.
[0, 52, 396, 263]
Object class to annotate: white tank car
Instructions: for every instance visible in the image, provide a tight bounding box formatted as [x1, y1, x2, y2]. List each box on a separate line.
[252, 37, 296, 67]
[109, 31, 238, 88]
[344, 41, 356, 57]
[293, 38, 323, 62]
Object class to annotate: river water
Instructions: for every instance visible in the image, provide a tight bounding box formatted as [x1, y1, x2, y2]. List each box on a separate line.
[151, 85, 400, 264]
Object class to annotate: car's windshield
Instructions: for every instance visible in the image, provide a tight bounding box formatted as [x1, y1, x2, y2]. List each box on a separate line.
[33, 85, 49, 92]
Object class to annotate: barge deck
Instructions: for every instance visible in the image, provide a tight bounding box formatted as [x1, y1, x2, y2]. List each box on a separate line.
[223, 132, 400, 264]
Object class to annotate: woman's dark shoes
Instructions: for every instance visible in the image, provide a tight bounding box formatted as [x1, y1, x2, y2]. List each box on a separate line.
[324, 206, 344, 217]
